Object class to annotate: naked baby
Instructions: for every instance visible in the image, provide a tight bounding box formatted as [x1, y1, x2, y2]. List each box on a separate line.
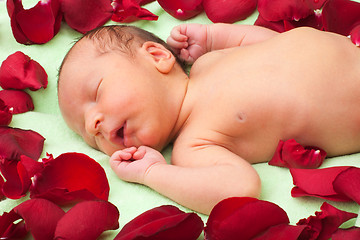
[58, 23, 360, 214]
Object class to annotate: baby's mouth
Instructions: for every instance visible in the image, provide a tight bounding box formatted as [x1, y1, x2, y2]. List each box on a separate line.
[116, 126, 124, 140]
[110, 122, 127, 147]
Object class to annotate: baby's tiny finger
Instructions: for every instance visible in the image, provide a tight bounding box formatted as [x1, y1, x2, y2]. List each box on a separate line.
[133, 146, 146, 160]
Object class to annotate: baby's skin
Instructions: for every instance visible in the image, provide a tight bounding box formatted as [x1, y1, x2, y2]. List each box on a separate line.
[58, 24, 360, 214]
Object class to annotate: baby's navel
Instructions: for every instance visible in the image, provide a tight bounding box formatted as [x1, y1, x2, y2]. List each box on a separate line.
[236, 111, 247, 123]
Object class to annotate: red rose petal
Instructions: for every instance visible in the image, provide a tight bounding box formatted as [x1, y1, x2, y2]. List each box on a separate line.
[0, 126, 45, 160]
[252, 224, 307, 240]
[296, 202, 357, 240]
[290, 166, 353, 201]
[7, 0, 62, 45]
[114, 205, 203, 240]
[333, 167, 360, 204]
[350, 24, 360, 47]
[54, 200, 119, 239]
[61, 0, 113, 34]
[322, 0, 360, 36]
[257, 0, 313, 22]
[0, 99, 12, 126]
[269, 139, 326, 169]
[0, 90, 34, 114]
[304, 0, 328, 10]
[0, 210, 27, 239]
[254, 15, 287, 32]
[30, 152, 110, 205]
[0, 159, 31, 199]
[0, 174, 5, 200]
[204, 197, 289, 240]
[14, 198, 65, 240]
[0, 51, 48, 91]
[111, 0, 158, 23]
[157, 0, 203, 20]
[332, 227, 360, 240]
[203, 0, 257, 23]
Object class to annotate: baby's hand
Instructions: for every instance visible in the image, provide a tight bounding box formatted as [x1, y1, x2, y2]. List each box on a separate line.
[167, 23, 209, 64]
[109, 146, 166, 184]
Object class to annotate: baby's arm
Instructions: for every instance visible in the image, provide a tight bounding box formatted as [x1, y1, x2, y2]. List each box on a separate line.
[110, 145, 260, 215]
[167, 23, 278, 63]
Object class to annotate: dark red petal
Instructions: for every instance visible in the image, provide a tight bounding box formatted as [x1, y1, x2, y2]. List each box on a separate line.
[0, 51, 48, 91]
[20, 155, 44, 177]
[14, 0, 62, 44]
[61, 0, 113, 34]
[296, 202, 357, 240]
[14, 198, 65, 240]
[30, 152, 110, 205]
[269, 139, 326, 169]
[290, 166, 353, 201]
[0, 126, 45, 160]
[252, 224, 307, 240]
[0, 210, 27, 239]
[0, 159, 31, 199]
[0, 90, 34, 114]
[138, 0, 155, 4]
[333, 167, 360, 204]
[203, 0, 257, 23]
[205, 197, 289, 240]
[7, 0, 30, 44]
[0, 174, 5, 200]
[332, 227, 360, 240]
[350, 24, 360, 47]
[254, 15, 287, 33]
[111, 0, 158, 23]
[0, 99, 12, 126]
[54, 200, 119, 239]
[258, 0, 312, 22]
[304, 0, 328, 10]
[322, 0, 360, 36]
[157, 0, 203, 20]
[115, 205, 203, 240]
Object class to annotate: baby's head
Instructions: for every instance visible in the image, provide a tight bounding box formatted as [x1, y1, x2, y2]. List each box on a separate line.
[58, 25, 188, 155]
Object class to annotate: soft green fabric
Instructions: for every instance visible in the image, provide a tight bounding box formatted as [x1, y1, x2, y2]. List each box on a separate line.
[0, 1, 360, 238]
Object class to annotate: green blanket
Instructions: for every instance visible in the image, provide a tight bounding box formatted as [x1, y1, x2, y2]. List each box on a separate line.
[1, 0, 360, 239]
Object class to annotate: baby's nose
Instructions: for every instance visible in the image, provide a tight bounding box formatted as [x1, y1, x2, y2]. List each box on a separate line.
[85, 112, 104, 136]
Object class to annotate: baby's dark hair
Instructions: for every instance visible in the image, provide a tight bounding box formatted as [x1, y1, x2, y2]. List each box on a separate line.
[77, 25, 186, 71]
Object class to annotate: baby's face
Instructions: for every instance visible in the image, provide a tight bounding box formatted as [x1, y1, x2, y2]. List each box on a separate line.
[58, 39, 172, 155]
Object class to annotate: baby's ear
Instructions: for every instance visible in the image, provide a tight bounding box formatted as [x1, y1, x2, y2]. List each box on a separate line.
[141, 41, 176, 74]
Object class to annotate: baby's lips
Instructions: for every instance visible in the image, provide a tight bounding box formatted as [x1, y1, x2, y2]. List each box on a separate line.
[157, 0, 203, 20]
[7, 0, 62, 45]
[203, 0, 257, 23]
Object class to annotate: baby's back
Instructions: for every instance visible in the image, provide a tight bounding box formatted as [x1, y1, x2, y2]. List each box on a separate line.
[175, 27, 360, 163]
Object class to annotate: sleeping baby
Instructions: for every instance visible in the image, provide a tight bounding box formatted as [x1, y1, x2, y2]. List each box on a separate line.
[58, 23, 360, 214]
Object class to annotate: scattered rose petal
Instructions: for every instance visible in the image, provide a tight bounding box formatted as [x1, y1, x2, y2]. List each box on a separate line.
[350, 24, 360, 47]
[204, 197, 289, 240]
[111, 0, 158, 23]
[203, 0, 257, 23]
[269, 139, 326, 169]
[0, 174, 4, 200]
[333, 167, 360, 204]
[0, 126, 45, 160]
[14, 198, 65, 240]
[257, 0, 312, 22]
[138, 0, 155, 5]
[114, 205, 203, 240]
[322, 0, 360, 36]
[290, 166, 353, 201]
[332, 227, 360, 240]
[252, 223, 307, 240]
[30, 152, 110, 205]
[254, 15, 288, 32]
[55, 200, 119, 239]
[297, 202, 357, 240]
[0, 99, 12, 126]
[61, 0, 113, 34]
[0, 158, 31, 199]
[0, 51, 48, 91]
[0, 210, 27, 239]
[0, 90, 34, 114]
[157, 0, 203, 20]
[7, 0, 62, 44]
